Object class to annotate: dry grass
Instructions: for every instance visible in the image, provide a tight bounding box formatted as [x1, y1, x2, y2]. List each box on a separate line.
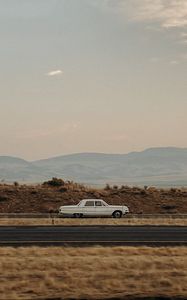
[0, 217, 187, 226]
[0, 183, 187, 214]
[0, 246, 186, 299]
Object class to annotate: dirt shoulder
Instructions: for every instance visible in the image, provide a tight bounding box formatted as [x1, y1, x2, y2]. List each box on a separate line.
[0, 246, 186, 299]
[0, 217, 187, 226]
[0, 181, 187, 214]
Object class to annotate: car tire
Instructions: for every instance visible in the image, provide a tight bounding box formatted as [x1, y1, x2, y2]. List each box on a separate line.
[112, 210, 122, 218]
[73, 213, 83, 218]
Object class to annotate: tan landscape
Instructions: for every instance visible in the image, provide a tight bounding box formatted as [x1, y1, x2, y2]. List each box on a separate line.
[0, 179, 187, 214]
[0, 246, 186, 300]
[0, 217, 187, 226]
[1, 1, 187, 299]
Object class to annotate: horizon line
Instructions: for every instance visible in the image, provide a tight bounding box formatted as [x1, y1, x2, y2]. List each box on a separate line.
[0, 146, 187, 162]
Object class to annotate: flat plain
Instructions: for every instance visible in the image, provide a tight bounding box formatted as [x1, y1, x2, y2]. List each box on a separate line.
[0, 246, 186, 299]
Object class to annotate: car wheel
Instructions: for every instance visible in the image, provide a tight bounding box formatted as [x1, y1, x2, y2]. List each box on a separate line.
[112, 210, 122, 218]
[73, 213, 83, 218]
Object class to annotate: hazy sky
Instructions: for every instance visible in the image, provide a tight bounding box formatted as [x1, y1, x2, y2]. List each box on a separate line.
[0, 0, 187, 160]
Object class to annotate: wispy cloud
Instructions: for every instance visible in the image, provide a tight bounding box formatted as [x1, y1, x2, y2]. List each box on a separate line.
[126, 0, 187, 29]
[170, 60, 179, 65]
[99, 0, 187, 29]
[46, 70, 63, 77]
[180, 32, 187, 44]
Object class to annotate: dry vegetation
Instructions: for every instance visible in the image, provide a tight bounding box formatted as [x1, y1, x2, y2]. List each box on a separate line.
[0, 179, 187, 214]
[1, 217, 187, 226]
[0, 246, 186, 299]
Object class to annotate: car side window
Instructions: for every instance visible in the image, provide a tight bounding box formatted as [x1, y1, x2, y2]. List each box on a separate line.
[95, 201, 102, 206]
[85, 201, 95, 206]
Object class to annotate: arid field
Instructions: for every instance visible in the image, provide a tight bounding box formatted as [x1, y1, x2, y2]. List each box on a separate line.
[0, 179, 187, 214]
[0, 246, 186, 299]
[0, 217, 187, 226]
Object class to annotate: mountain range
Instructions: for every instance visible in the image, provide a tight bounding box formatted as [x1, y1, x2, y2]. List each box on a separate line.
[0, 147, 187, 186]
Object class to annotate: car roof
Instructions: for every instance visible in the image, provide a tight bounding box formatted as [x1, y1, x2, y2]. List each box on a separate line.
[81, 199, 104, 201]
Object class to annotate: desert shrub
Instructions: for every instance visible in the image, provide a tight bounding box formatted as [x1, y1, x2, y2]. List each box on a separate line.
[120, 185, 130, 190]
[132, 186, 138, 191]
[43, 178, 65, 187]
[140, 190, 147, 196]
[59, 187, 68, 193]
[66, 181, 88, 192]
[170, 188, 177, 193]
[104, 184, 111, 191]
[31, 190, 38, 195]
[147, 187, 158, 194]
[48, 207, 56, 214]
[162, 204, 177, 210]
[113, 185, 118, 190]
[78, 184, 87, 191]
[0, 195, 8, 202]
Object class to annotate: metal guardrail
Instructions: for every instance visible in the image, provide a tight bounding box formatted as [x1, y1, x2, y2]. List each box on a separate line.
[0, 213, 187, 219]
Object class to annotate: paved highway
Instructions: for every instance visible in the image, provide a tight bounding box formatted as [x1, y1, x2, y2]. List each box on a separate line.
[0, 226, 186, 246]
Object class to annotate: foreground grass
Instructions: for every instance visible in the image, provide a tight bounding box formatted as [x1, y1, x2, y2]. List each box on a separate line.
[0, 246, 186, 299]
[0, 217, 187, 226]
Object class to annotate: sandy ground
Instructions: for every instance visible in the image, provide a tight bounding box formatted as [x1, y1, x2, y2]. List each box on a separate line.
[0, 246, 186, 299]
[0, 217, 187, 226]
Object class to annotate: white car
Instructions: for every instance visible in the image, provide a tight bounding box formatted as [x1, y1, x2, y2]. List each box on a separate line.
[59, 199, 129, 218]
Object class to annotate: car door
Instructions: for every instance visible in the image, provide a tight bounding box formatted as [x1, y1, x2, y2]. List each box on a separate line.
[83, 200, 95, 216]
[95, 200, 109, 216]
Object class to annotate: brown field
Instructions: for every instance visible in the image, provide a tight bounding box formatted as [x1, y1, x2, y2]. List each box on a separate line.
[0, 217, 187, 226]
[0, 180, 187, 214]
[0, 246, 186, 299]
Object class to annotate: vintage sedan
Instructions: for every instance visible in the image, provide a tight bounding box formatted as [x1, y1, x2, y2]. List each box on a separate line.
[59, 199, 129, 218]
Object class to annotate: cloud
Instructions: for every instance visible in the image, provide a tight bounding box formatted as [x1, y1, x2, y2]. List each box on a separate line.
[170, 60, 179, 65]
[95, 0, 187, 29]
[125, 0, 187, 29]
[46, 70, 63, 77]
[180, 32, 187, 44]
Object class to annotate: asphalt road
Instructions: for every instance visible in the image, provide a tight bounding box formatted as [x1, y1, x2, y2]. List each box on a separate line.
[0, 225, 187, 246]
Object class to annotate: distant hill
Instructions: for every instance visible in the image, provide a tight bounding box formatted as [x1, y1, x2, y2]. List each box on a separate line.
[0, 147, 187, 186]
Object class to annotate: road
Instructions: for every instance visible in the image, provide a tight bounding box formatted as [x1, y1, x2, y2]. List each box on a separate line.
[0, 225, 187, 246]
